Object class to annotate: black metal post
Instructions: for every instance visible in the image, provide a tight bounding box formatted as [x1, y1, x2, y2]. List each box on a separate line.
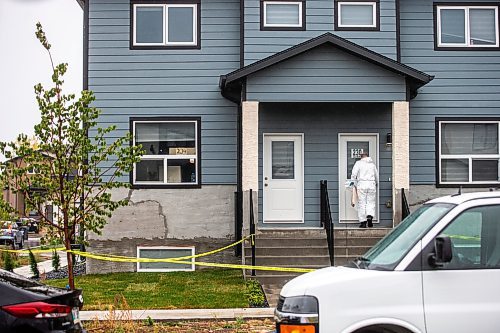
[320, 181, 325, 226]
[234, 191, 242, 257]
[249, 189, 256, 276]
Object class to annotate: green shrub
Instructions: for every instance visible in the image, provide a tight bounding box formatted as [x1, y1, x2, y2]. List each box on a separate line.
[29, 249, 40, 278]
[52, 249, 61, 271]
[2, 251, 15, 272]
[245, 279, 267, 307]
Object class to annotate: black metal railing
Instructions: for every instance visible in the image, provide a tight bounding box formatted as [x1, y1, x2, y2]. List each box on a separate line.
[249, 189, 256, 276]
[320, 180, 335, 266]
[234, 191, 242, 257]
[402, 188, 410, 220]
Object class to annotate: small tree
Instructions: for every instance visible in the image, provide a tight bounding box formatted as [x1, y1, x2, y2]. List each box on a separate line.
[0, 23, 143, 289]
[29, 250, 40, 279]
[2, 250, 15, 272]
[52, 249, 61, 272]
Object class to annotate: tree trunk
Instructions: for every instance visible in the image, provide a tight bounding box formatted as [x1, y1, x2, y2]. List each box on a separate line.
[63, 211, 75, 290]
[65, 238, 75, 290]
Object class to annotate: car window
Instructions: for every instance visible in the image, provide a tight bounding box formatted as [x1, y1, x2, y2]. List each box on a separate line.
[440, 204, 500, 269]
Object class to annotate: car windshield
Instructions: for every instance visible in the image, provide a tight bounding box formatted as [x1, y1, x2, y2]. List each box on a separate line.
[351, 203, 455, 270]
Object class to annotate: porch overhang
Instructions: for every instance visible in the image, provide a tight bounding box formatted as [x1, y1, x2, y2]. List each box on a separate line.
[220, 33, 434, 103]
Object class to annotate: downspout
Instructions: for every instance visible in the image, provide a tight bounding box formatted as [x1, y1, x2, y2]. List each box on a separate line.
[235, 0, 245, 257]
[80, 0, 89, 241]
[395, 0, 401, 62]
[396, 0, 401, 62]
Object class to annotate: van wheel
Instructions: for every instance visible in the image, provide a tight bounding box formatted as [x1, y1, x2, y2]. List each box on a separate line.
[355, 325, 413, 333]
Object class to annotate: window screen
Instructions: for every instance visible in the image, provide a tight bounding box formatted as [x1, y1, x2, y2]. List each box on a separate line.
[339, 3, 374, 26]
[439, 121, 500, 184]
[137, 247, 194, 271]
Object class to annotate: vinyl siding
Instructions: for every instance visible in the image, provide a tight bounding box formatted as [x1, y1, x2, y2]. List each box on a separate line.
[400, 0, 500, 185]
[258, 103, 393, 227]
[246, 44, 406, 102]
[244, 0, 398, 66]
[88, 0, 240, 184]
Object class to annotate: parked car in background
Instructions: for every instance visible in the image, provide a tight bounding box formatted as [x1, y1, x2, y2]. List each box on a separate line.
[26, 212, 41, 234]
[19, 218, 38, 234]
[275, 192, 500, 333]
[14, 221, 29, 241]
[0, 269, 86, 333]
[0, 221, 24, 249]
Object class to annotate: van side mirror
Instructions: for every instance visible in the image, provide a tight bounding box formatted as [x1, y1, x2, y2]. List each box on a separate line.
[428, 235, 453, 267]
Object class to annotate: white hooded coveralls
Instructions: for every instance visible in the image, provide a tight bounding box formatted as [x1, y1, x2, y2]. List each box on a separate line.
[351, 156, 378, 222]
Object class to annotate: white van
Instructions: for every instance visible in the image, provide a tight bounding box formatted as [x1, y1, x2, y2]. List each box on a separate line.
[275, 192, 500, 333]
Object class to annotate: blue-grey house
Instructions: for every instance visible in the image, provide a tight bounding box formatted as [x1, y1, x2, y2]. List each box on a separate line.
[77, 0, 500, 275]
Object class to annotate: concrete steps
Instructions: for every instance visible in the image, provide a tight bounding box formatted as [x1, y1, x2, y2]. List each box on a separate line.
[244, 230, 330, 307]
[333, 228, 391, 265]
[244, 228, 391, 307]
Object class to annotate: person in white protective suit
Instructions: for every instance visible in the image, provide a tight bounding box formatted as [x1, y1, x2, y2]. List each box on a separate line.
[351, 152, 378, 228]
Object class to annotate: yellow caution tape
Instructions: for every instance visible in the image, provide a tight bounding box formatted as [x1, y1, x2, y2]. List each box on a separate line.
[83, 235, 253, 262]
[67, 250, 314, 273]
[446, 234, 481, 241]
[0, 247, 66, 254]
[0, 234, 316, 274]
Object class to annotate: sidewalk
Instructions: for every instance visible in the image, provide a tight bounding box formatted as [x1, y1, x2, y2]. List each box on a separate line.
[13, 251, 68, 277]
[80, 308, 275, 321]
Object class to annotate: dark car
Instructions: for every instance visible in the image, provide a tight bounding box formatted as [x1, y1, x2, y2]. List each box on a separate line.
[14, 221, 29, 241]
[20, 217, 39, 234]
[0, 269, 86, 333]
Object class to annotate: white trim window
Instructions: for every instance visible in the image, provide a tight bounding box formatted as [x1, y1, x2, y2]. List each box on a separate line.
[436, 5, 499, 48]
[137, 246, 195, 272]
[337, 2, 377, 28]
[439, 120, 500, 185]
[263, 1, 303, 28]
[133, 119, 199, 186]
[133, 3, 198, 46]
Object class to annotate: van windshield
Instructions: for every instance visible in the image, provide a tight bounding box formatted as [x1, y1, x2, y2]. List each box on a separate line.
[352, 203, 455, 271]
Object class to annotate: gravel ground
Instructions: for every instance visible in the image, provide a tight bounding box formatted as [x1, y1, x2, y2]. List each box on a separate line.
[84, 318, 276, 333]
[45, 261, 86, 280]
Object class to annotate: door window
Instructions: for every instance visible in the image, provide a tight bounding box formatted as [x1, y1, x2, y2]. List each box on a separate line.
[347, 141, 369, 176]
[438, 205, 500, 269]
[272, 141, 295, 179]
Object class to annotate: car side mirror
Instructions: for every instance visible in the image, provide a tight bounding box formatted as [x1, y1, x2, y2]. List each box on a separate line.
[428, 235, 453, 267]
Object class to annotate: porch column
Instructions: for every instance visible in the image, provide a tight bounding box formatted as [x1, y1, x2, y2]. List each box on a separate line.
[242, 101, 259, 239]
[242, 101, 259, 191]
[392, 101, 410, 226]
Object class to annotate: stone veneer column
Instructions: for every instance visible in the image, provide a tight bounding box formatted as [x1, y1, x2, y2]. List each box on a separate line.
[392, 101, 410, 225]
[241, 101, 259, 241]
[242, 101, 259, 191]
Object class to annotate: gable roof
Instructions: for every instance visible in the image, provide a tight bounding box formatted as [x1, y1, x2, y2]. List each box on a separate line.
[220, 32, 434, 102]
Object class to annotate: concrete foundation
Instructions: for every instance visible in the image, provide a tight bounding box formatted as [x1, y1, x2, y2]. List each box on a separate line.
[86, 185, 237, 274]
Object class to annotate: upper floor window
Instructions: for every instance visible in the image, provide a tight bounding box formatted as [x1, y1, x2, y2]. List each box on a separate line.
[335, 0, 379, 31]
[437, 118, 500, 186]
[132, 118, 201, 187]
[132, 1, 200, 49]
[261, 1, 305, 30]
[435, 4, 499, 49]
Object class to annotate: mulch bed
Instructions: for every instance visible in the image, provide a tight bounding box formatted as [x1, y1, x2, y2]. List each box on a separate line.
[85, 318, 275, 333]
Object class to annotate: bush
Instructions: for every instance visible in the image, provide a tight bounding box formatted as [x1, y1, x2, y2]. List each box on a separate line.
[2, 251, 15, 272]
[52, 249, 61, 272]
[29, 249, 40, 278]
[245, 279, 267, 307]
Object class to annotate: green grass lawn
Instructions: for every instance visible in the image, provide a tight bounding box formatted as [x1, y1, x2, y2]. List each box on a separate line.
[45, 269, 253, 310]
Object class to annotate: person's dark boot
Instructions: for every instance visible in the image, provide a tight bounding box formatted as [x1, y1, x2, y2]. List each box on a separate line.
[367, 216, 373, 228]
[359, 221, 367, 228]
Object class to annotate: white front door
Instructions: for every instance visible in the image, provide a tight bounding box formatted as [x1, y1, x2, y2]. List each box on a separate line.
[263, 134, 304, 223]
[339, 134, 378, 223]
